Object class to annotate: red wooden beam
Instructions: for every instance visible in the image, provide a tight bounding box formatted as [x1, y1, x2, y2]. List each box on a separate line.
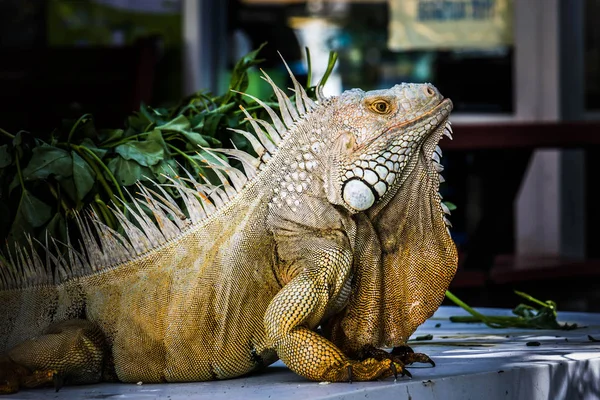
[441, 122, 600, 150]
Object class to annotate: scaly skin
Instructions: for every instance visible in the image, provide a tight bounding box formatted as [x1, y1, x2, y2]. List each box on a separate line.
[0, 72, 457, 393]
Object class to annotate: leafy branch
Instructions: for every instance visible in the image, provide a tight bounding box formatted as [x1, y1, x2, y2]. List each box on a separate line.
[445, 290, 578, 330]
[0, 46, 338, 258]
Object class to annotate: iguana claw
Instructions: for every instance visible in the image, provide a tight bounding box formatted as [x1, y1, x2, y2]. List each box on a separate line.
[392, 345, 435, 367]
[52, 372, 64, 392]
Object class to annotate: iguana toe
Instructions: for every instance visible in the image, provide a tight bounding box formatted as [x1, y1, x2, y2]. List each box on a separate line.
[392, 345, 435, 367]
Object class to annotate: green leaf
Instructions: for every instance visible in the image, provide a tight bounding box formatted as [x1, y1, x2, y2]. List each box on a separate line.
[224, 42, 266, 102]
[19, 190, 52, 228]
[81, 138, 108, 159]
[320, 51, 339, 88]
[443, 201, 457, 211]
[107, 156, 149, 186]
[181, 131, 210, 148]
[71, 151, 96, 201]
[58, 177, 78, 204]
[189, 113, 206, 130]
[202, 113, 224, 143]
[126, 112, 152, 133]
[0, 144, 11, 168]
[8, 175, 20, 194]
[99, 129, 124, 145]
[201, 135, 221, 147]
[40, 212, 67, 246]
[140, 104, 166, 125]
[150, 159, 178, 183]
[157, 115, 213, 148]
[115, 135, 165, 167]
[156, 115, 191, 133]
[21, 145, 72, 181]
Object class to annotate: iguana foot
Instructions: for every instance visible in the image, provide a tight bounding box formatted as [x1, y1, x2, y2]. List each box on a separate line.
[0, 356, 59, 394]
[323, 358, 407, 382]
[0, 356, 28, 394]
[354, 344, 434, 375]
[2, 319, 106, 393]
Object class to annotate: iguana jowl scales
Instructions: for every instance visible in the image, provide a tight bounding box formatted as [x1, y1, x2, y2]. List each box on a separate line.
[0, 64, 457, 393]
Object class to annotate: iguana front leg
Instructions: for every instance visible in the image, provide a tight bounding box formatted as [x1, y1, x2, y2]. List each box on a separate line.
[264, 234, 399, 382]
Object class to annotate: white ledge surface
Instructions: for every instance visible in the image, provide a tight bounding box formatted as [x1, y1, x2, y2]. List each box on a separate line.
[6, 306, 600, 400]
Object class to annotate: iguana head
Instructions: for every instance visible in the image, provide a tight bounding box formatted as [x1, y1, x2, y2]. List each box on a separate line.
[323, 83, 452, 217]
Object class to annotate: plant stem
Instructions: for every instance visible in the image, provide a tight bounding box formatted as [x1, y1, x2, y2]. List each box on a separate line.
[445, 290, 505, 328]
[305, 47, 312, 89]
[67, 114, 92, 143]
[72, 145, 126, 204]
[14, 152, 25, 192]
[0, 127, 15, 139]
[514, 290, 551, 309]
[46, 182, 71, 215]
[93, 195, 117, 230]
[166, 143, 203, 170]
[104, 132, 151, 148]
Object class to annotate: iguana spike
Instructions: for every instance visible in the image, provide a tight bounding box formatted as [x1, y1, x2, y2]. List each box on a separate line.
[299, 86, 317, 111]
[192, 180, 225, 208]
[213, 168, 237, 199]
[137, 185, 181, 240]
[260, 69, 299, 128]
[214, 147, 259, 178]
[161, 175, 206, 223]
[278, 52, 307, 116]
[315, 83, 326, 103]
[5, 247, 19, 288]
[92, 220, 134, 265]
[239, 106, 277, 154]
[87, 210, 123, 270]
[25, 236, 48, 286]
[195, 187, 218, 215]
[197, 147, 249, 192]
[217, 163, 248, 192]
[42, 232, 54, 282]
[145, 185, 188, 225]
[254, 118, 283, 147]
[228, 125, 266, 158]
[14, 245, 28, 284]
[111, 203, 153, 254]
[231, 90, 285, 139]
[124, 191, 165, 248]
[209, 186, 227, 208]
[49, 239, 70, 282]
[179, 169, 219, 216]
[61, 226, 85, 278]
[75, 212, 106, 271]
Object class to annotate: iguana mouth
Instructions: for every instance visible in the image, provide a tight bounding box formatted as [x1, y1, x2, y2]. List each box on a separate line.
[385, 98, 452, 136]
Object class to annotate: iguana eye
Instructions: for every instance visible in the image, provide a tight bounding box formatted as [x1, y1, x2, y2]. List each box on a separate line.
[369, 100, 392, 115]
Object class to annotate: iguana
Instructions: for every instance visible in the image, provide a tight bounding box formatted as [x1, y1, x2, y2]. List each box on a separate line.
[0, 64, 457, 394]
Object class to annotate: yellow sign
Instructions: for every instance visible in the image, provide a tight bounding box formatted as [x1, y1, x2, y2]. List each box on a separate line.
[388, 0, 513, 50]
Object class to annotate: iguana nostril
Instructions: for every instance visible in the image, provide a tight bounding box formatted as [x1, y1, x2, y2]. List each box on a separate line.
[424, 86, 435, 97]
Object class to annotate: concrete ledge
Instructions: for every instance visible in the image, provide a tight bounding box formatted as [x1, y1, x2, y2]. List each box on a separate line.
[6, 306, 600, 399]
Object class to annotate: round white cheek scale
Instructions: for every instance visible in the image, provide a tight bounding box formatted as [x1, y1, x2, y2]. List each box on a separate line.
[342, 179, 375, 211]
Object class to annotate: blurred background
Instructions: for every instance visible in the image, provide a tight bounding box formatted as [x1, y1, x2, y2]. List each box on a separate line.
[0, 0, 599, 311]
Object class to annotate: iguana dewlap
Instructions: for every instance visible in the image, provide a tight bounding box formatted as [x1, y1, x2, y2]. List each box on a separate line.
[0, 65, 457, 393]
